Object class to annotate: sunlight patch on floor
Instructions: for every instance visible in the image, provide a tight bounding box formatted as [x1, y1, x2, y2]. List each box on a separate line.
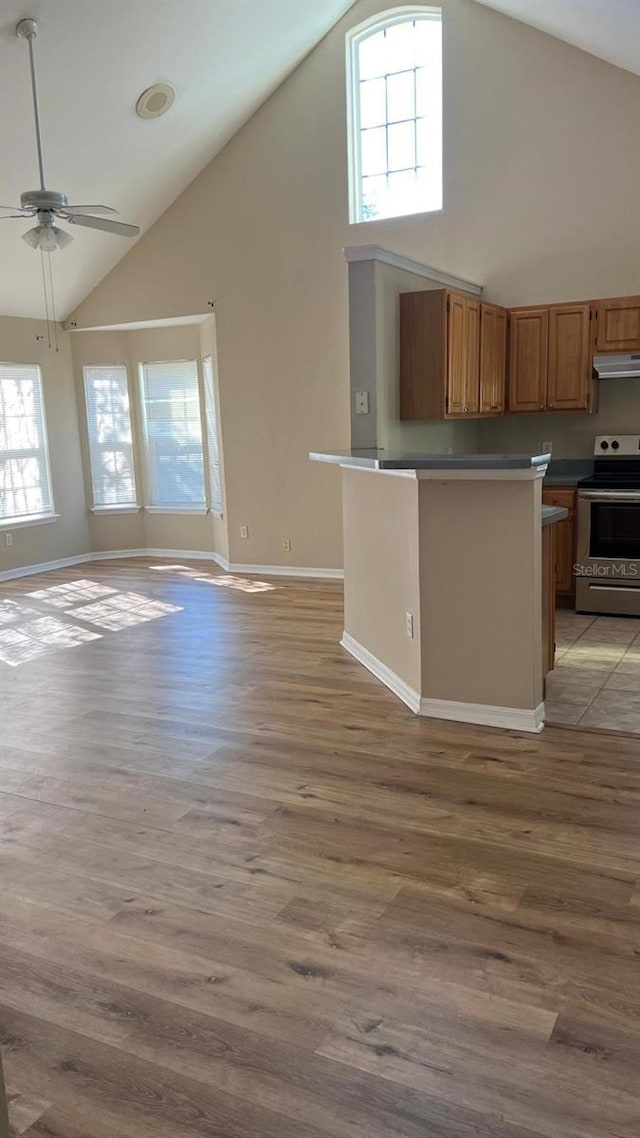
[69, 592, 182, 631]
[27, 579, 118, 608]
[148, 563, 277, 592]
[0, 615, 101, 666]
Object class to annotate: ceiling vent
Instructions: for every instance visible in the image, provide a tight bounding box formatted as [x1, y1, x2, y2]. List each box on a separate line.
[136, 84, 175, 119]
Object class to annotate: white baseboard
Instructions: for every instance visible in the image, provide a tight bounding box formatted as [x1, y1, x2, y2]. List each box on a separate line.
[229, 563, 343, 579]
[1, 548, 343, 583]
[341, 631, 544, 733]
[0, 553, 92, 582]
[419, 697, 545, 733]
[340, 631, 421, 713]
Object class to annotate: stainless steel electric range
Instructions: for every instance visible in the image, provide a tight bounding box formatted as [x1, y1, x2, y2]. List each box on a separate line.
[575, 435, 640, 616]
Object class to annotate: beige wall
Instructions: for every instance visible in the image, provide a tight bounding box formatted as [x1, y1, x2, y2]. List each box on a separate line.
[419, 477, 542, 710]
[0, 316, 90, 573]
[479, 379, 640, 459]
[60, 0, 640, 569]
[342, 467, 421, 691]
[70, 321, 230, 560]
[342, 467, 543, 714]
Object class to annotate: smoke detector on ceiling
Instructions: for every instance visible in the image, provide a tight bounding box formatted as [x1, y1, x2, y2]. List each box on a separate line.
[136, 84, 175, 119]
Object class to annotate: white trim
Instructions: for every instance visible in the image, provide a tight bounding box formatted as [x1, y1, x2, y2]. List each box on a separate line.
[229, 563, 343, 580]
[0, 552, 91, 581]
[1, 548, 342, 583]
[343, 245, 482, 297]
[0, 513, 59, 530]
[208, 508, 224, 520]
[90, 506, 141, 515]
[341, 631, 421, 713]
[145, 506, 207, 515]
[419, 697, 545, 733]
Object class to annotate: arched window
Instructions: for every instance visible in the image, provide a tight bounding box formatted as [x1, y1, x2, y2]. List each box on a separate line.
[347, 7, 442, 223]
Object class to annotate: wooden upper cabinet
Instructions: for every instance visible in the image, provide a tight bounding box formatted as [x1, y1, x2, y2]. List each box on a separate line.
[399, 288, 481, 420]
[446, 292, 468, 415]
[479, 303, 506, 414]
[508, 308, 549, 412]
[547, 304, 591, 411]
[594, 296, 640, 353]
[463, 298, 481, 415]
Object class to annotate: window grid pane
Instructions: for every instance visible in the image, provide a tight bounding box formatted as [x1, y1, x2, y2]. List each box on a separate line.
[0, 362, 53, 522]
[141, 360, 205, 508]
[83, 365, 137, 508]
[353, 14, 442, 222]
[202, 355, 223, 516]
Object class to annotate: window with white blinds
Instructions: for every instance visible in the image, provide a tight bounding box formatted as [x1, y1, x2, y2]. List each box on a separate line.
[83, 365, 138, 508]
[202, 355, 223, 516]
[0, 362, 53, 523]
[140, 360, 205, 508]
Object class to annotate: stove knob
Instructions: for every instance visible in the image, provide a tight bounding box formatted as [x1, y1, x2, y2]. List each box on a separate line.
[600, 440, 609, 450]
[611, 439, 620, 450]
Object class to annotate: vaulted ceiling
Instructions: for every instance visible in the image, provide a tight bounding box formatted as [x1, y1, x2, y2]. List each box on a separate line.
[476, 0, 640, 77]
[0, 0, 354, 320]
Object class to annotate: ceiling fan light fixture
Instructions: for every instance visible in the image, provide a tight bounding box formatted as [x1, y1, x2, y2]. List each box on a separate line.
[136, 83, 175, 119]
[22, 223, 73, 251]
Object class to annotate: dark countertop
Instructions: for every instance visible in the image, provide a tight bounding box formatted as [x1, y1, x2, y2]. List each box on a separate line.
[544, 459, 593, 486]
[310, 449, 551, 471]
[542, 505, 569, 527]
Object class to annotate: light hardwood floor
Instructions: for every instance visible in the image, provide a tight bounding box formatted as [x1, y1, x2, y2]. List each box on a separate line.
[1, 558, 640, 1138]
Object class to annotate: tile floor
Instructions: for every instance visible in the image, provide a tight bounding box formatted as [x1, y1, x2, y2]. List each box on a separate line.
[545, 609, 640, 732]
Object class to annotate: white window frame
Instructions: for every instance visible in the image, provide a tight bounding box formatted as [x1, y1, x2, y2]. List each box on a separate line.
[346, 6, 443, 225]
[0, 361, 55, 528]
[202, 354, 224, 519]
[139, 358, 206, 512]
[82, 364, 139, 512]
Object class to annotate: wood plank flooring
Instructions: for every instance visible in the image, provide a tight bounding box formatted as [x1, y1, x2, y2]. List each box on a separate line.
[1, 558, 639, 1137]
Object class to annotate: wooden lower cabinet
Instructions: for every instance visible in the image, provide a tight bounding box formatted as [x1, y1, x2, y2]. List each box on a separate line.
[542, 486, 577, 599]
[542, 523, 556, 679]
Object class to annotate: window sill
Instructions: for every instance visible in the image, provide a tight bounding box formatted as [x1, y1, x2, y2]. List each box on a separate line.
[145, 506, 207, 515]
[208, 508, 224, 520]
[91, 505, 141, 516]
[0, 513, 60, 531]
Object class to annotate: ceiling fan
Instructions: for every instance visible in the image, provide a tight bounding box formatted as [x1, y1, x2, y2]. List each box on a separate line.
[1, 17, 140, 252]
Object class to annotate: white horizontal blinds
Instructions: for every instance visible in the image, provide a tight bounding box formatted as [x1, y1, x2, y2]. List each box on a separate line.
[141, 360, 205, 507]
[202, 355, 223, 516]
[83, 365, 137, 507]
[0, 362, 53, 522]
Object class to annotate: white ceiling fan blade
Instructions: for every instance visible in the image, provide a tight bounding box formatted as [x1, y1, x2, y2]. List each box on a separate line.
[0, 206, 33, 215]
[66, 214, 140, 237]
[60, 205, 118, 215]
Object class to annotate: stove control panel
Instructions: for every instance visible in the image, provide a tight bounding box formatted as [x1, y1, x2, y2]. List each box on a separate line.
[594, 435, 640, 456]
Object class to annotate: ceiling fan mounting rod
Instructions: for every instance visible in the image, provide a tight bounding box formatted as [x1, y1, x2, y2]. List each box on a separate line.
[16, 18, 46, 191]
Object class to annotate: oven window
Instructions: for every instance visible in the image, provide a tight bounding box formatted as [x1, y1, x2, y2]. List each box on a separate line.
[590, 502, 640, 560]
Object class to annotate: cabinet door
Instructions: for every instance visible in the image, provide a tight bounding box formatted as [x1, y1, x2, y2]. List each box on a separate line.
[547, 304, 591, 411]
[479, 303, 506, 414]
[463, 298, 481, 414]
[508, 309, 549, 412]
[446, 293, 468, 415]
[594, 296, 640, 352]
[542, 487, 576, 596]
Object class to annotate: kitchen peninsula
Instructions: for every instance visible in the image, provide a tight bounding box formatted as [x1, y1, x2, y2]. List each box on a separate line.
[311, 449, 567, 733]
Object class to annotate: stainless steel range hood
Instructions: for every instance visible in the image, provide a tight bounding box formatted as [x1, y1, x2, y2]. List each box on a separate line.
[594, 353, 640, 379]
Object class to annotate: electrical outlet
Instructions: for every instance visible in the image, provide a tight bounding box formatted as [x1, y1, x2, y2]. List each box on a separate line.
[405, 612, 414, 639]
[355, 390, 369, 415]
[240, 524, 249, 539]
[282, 538, 291, 552]
[4, 533, 13, 547]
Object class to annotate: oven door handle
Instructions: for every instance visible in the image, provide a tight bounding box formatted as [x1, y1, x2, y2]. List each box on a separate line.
[579, 490, 640, 502]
